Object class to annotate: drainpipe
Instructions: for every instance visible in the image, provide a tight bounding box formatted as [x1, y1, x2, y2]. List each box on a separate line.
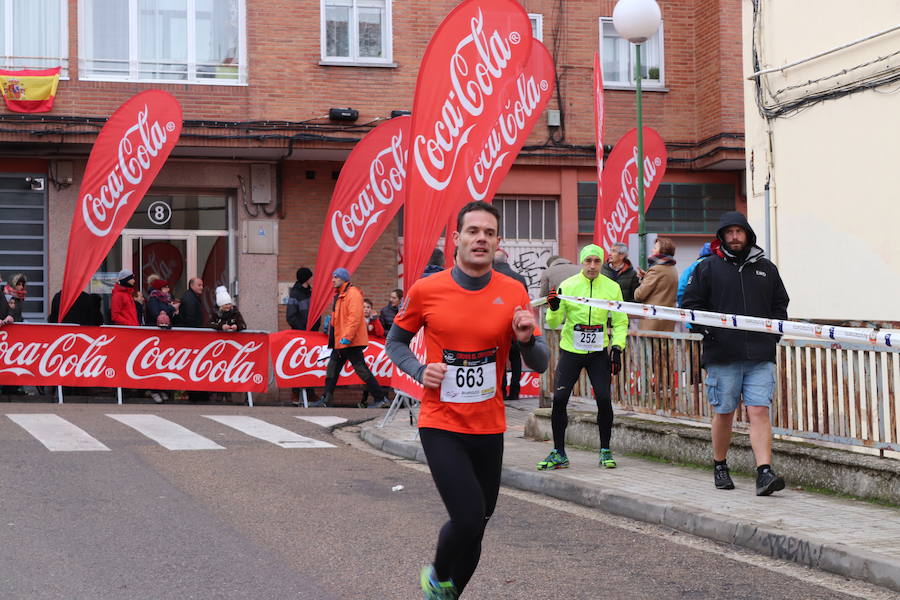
[764, 181, 771, 255]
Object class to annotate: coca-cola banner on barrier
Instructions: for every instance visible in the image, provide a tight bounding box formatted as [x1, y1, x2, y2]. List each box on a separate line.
[308, 116, 410, 327]
[269, 330, 392, 388]
[0, 324, 267, 392]
[403, 0, 535, 288]
[591, 50, 607, 247]
[59, 90, 182, 321]
[596, 127, 667, 252]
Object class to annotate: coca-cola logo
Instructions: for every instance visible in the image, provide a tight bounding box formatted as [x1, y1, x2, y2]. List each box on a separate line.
[82, 105, 174, 237]
[274, 336, 393, 381]
[599, 127, 668, 250]
[0, 330, 115, 379]
[413, 8, 522, 192]
[126, 336, 264, 384]
[465, 47, 554, 201]
[332, 128, 408, 252]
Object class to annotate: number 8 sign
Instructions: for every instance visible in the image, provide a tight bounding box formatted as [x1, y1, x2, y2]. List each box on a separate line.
[147, 200, 172, 225]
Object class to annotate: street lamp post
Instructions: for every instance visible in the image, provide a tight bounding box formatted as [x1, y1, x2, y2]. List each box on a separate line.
[612, 0, 661, 271]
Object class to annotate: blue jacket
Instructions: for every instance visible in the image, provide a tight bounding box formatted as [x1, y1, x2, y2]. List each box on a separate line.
[676, 242, 712, 307]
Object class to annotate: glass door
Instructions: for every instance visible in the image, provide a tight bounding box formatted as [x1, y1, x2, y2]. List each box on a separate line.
[123, 231, 230, 324]
[125, 233, 190, 300]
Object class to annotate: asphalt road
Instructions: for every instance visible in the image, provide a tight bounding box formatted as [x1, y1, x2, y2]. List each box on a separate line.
[0, 403, 890, 599]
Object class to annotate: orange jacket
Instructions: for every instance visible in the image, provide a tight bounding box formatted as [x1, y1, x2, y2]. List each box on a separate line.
[332, 282, 368, 349]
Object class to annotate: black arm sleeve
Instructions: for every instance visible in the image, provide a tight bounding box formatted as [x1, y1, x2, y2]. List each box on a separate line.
[385, 324, 427, 384]
[517, 335, 549, 373]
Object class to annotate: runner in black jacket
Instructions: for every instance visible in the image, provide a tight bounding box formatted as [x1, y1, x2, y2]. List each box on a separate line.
[682, 211, 790, 496]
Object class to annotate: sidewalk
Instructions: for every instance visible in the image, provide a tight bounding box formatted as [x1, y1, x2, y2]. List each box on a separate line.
[359, 397, 900, 594]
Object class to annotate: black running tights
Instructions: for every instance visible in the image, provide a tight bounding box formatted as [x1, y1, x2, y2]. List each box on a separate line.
[321, 346, 383, 399]
[551, 348, 613, 452]
[419, 427, 503, 595]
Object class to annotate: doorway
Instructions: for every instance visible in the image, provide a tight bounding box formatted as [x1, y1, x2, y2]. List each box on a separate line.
[123, 230, 231, 324]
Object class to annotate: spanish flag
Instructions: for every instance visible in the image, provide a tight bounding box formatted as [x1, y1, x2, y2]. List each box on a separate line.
[0, 67, 60, 113]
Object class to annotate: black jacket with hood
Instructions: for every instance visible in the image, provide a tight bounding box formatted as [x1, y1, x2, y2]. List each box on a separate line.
[681, 211, 789, 366]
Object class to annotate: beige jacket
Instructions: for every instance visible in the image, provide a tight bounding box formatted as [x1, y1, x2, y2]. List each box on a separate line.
[634, 264, 678, 331]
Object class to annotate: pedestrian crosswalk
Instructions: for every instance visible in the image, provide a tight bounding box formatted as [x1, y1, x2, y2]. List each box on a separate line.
[8, 414, 111, 452]
[4, 413, 349, 452]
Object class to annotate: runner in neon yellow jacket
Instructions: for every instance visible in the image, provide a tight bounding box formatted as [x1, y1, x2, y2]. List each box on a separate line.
[546, 261, 629, 352]
[538, 244, 629, 472]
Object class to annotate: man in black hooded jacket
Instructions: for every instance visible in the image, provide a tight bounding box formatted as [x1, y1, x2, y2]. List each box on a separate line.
[682, 211, 790, 497]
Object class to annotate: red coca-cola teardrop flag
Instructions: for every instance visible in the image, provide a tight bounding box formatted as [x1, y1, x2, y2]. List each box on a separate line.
[307, 115, 410, 329]
[59, 90, 182, 321]
[596, 127, 667, 252]
[403, 0, 537, 289]
[439, 39, 556, 269]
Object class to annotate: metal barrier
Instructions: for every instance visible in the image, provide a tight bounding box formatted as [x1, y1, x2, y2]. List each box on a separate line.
[541, 329, 900, 454]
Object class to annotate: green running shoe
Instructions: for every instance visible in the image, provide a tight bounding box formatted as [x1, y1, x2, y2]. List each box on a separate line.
[599, 448, 617, 468]
[536, 449, 570, 471]
[420, 564, 457, 600]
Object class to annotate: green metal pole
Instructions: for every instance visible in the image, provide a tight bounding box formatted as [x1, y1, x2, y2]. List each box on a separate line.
[635, 43, 647, 271]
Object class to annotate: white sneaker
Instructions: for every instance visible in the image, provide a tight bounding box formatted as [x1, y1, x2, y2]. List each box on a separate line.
[150, 392, 164, 404]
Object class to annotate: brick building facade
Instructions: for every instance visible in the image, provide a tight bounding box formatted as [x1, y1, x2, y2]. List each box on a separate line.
[0, 0, 744, 396]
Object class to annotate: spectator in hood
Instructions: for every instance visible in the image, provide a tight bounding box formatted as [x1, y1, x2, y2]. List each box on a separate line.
[110, 269, 139, 326]
[286, 267, 319, 331]
[4, 273, 27, 322]
[422, 248, 445, 278]
[682, 211, 790, 497]
[539, 255, 580, 298]
[209, 286, 246, 332]
[601, 243, 640, 303]
[634, 237, 679, 331]
[378, 288, 402, 333]
[677, 242, 713, 307]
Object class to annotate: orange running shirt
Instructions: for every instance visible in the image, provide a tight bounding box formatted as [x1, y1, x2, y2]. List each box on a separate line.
[393, 269, 541, 434]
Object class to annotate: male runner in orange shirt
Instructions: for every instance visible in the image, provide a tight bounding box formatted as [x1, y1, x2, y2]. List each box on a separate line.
[387, 201, 549, 599]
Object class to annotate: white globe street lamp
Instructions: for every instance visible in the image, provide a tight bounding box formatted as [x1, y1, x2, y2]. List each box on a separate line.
[612, 0, 662, 270]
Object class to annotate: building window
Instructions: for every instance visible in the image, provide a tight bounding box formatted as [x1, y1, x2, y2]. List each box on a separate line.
[78, 0, 246, 84]
[528, 13, 543, 41]
[600, 17, 664, 89]
[645, 183, 735, 234]
[321, 0, 392, 66]
[0, 0, 68, 76]
[0, 175, 48, 321]
[577, 182, 735, 235]
[495, 196, 557, 240]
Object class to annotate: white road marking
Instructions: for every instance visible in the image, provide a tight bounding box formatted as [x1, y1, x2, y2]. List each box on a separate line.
[7, 414, 110, 452]
[107, 414, 224, 450]
[295, 416, 348, 428]
[204, 415, 335, 449]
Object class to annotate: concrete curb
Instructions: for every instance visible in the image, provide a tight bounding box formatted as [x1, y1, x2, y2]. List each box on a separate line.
[359, 422, 900, 593]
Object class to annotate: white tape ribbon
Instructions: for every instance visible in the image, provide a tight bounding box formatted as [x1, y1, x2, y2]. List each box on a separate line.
[531, 296, 898, 352]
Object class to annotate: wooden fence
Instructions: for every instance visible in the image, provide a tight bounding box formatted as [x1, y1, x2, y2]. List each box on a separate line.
[539, 329, 900, 454]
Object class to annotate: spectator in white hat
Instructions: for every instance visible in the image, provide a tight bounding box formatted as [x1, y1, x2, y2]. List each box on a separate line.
[209, 286, 246, 332]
